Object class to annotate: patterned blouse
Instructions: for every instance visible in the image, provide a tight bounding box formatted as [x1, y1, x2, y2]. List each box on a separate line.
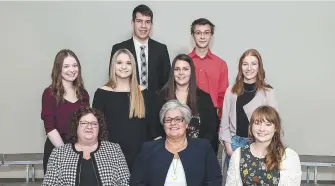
[187, 115, 201, 138]
[42, 141, 130, 186]
[240, 145, 280, 186]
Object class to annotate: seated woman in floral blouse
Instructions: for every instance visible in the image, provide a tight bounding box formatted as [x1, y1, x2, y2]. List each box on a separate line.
[225, 105, 301, 186]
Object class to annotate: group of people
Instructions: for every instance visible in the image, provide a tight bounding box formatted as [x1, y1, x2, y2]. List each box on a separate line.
[40, 4, 302, 186]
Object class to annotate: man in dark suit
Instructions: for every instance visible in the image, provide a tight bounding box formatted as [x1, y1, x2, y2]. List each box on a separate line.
[109, 4, 171, 95]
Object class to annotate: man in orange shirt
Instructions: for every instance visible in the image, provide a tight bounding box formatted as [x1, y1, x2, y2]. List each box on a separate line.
[188, 18, 229, 154]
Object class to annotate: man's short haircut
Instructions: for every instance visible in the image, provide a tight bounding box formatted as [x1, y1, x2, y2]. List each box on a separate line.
[191, 18, 215, 35]
[132, 4, 153, 23]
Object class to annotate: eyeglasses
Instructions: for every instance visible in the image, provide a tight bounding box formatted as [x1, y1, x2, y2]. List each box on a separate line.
[79, 121, 99, 128]
[193, 31, 212, 37]
[163, 116, 184, 124]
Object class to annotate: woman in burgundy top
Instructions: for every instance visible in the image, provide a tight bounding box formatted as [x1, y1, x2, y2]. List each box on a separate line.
[41, 49, 89, 174]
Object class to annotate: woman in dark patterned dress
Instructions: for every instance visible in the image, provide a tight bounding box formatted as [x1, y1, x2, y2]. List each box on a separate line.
[153, 54, 218, 150]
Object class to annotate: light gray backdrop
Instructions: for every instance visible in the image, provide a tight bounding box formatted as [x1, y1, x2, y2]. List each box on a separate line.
[0, 1, 334, 180]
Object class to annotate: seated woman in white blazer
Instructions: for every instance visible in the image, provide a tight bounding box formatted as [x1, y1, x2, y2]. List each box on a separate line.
[225, 106, 301, 186]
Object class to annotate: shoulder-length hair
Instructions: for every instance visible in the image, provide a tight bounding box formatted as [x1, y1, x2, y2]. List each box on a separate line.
[232, 49, 272, 95]
[248, 105, 285, 171]
[160, 54, 198, 115]
[51, 49, 85, 105]
[106, 49, 145, 118]
[68, 107, 109, 143]
[159, 99, 192, 125]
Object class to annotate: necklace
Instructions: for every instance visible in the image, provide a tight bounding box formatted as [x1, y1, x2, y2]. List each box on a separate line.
[244, 87, 256, 92]
[172, 156, 179, 180]
[165, 139, 187, 153]
[165, 139, 187, 180]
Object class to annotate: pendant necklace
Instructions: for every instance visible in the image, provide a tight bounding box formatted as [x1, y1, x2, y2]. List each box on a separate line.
[172, 158, 179, 180]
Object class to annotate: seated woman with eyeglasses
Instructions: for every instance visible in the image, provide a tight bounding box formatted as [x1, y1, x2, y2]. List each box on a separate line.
[130, 100, 222, 186]
[42, 107, 130, 186]
[152, 54, 218, 155]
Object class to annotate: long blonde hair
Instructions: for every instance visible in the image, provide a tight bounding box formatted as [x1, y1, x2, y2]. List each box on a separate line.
[106, 49, 145, 118]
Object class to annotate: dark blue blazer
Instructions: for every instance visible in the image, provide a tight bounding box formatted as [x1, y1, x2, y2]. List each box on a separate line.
[130, 138, 222, 186]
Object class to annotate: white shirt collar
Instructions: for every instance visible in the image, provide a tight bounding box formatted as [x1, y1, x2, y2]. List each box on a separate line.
[133, 37, 148, 48]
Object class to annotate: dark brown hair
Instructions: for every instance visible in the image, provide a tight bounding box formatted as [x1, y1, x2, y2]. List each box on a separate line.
[67, 107, 109, 143]
[160, 54, 198, 115]
[248, 106, 285, 170]
[231, 49, 272, 96]
[191, 18, 215, 35]
[50, 49, 85, 105]
[132, 4, 153, 23]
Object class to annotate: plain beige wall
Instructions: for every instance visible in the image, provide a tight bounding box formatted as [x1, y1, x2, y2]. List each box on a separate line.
[0, 1, 334, 180]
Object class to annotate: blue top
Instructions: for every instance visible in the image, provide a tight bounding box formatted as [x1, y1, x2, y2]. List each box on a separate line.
[130, 138, 222, 186]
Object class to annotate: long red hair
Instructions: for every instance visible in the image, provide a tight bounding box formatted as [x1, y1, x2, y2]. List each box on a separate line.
[232, 49, 272, 95]
[248, 106, 285, 170]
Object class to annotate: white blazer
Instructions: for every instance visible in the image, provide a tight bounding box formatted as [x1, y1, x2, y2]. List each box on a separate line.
[225, 147, 302, 186]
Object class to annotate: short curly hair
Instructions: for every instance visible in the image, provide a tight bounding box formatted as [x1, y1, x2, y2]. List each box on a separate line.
[67, 107, 109, 143]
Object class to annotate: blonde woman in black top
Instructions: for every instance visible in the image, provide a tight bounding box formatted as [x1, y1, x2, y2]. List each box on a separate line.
[93, 49, 153, 172]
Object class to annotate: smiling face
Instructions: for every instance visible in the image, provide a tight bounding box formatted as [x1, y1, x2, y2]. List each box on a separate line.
[251, 118, 276, 144]
[242, 55, 259, 84]
[248, 105, 282, 147]
[132, 12, 152, 42]
[77, 113, 99, 142]
[192, 24, 213, 49]
[114, 52, 133, 79]
[61, 56, 79, 82]
[163, 109, 188, 139]
[174, 60, 191, 87]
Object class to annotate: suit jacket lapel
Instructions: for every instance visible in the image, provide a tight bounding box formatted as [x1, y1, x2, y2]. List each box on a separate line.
[127, 38, 140, 82]
[127, 38, 137, 62]
[148, 38, 155, 85]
